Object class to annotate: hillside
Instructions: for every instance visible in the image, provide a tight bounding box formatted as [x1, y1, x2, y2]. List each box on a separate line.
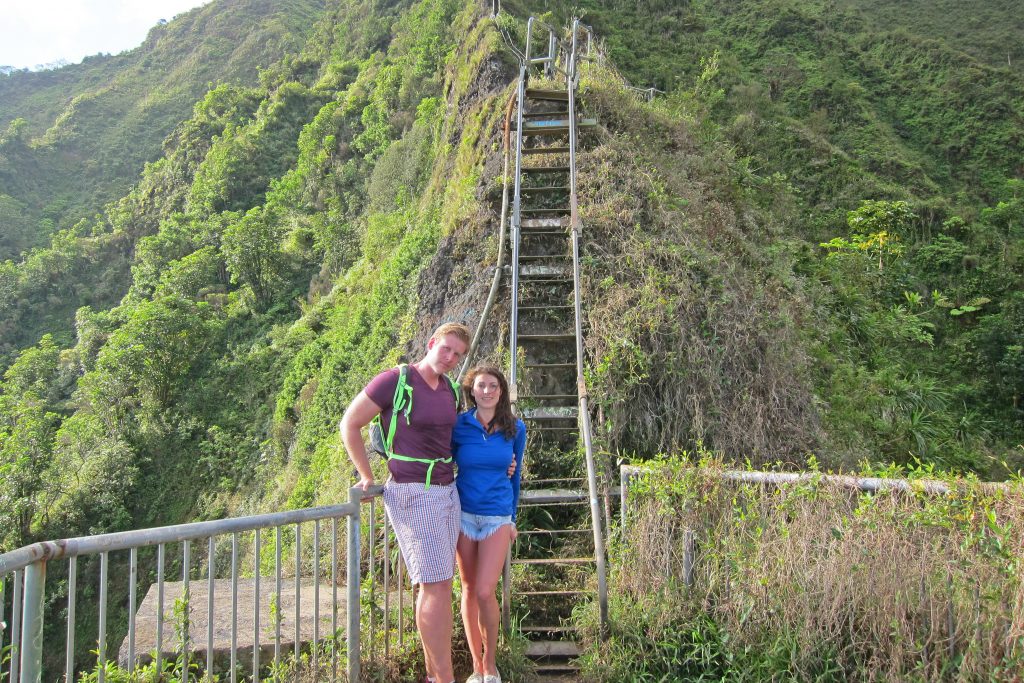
[0, 0, 1021, 677]
[0, 0, 326, 261]
[0, 0, 1021, 565]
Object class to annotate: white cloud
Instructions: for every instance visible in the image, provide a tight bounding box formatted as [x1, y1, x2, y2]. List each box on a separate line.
[0, 0, 212, 69]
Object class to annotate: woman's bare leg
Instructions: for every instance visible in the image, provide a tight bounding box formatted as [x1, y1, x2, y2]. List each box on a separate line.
[457, 533, 484, 675]
[474, 525, 513, 675]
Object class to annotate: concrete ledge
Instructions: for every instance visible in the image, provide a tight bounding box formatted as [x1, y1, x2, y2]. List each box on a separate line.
[118, 578, 345, 668]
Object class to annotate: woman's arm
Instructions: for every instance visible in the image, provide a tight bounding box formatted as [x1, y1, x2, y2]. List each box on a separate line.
[510, 421, 526, 521]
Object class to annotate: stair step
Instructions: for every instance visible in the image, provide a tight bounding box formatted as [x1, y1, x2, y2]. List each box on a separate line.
[522, 145, 570, 156]
[518, 331, 574, 339]
[520, 228, 567, 236]
[512, 557, 594, 566]
[518, 255, 569, 262]
[520, 486, 623, 498]
[522, 185, 570, 194]
[525, 641, 580, 658]
[522, 119, 597, 137]
[521, 624, 577, 633]
[522, 360, 575, 366]
[521, 407, 578, 420]
[526, 88, 569, 101]
[536, 663, 580, 673]
[518, 394, 578, 401]
[520, 207, 569, 215]
[520, 488, 588, 504]
[517, 528, 590, 536]
[517, 589, 590, 597]
[522, 166, 570, 174]
[520, 217, 568, 228]
[524, 110, 569, 119]
[520, 264, 570, 277]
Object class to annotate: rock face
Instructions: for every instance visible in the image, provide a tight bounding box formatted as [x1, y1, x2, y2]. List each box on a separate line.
[118, 578, 345, 670]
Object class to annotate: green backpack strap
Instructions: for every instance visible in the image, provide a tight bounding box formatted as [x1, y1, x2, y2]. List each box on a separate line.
[384, 364, 412, 459]
[447, 375, 461, 412]
[374, 364, 460, 489]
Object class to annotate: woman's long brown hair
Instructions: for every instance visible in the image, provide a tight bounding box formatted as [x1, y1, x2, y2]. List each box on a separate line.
[462, 365, 517, 439]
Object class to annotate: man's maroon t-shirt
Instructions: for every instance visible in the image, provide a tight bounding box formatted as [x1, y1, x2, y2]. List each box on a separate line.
[364, 365, 457, 485]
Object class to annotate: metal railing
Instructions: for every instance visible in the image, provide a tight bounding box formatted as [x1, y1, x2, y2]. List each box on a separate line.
[508, 14, 559, 400]
[0, 484, 416, 683]
[624, 85, 666, 102]
[619, 464, 1017, 528]
[565, 18, 608, 631]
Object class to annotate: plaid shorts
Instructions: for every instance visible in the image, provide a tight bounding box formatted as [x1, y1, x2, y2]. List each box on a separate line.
[383, 481, 460, 584]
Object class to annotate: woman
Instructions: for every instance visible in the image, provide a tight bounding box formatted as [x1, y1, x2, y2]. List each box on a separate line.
[452, 365, 526, 683]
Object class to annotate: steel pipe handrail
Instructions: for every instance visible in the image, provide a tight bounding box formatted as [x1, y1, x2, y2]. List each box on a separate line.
[619, 463, 1019, 544]
[565, 16, 608, 633]
[619, 464, 1015, 510]
[508, 61, 526, 399]
[0, 490, 380, 575]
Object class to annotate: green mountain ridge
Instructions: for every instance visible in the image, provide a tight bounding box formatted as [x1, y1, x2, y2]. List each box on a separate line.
[0, 0, 327, 260]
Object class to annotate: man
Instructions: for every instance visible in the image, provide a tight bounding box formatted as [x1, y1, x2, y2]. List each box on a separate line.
[340, 322, 470, 683]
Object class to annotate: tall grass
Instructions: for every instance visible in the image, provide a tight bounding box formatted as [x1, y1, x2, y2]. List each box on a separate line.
[578, 457, 1024, 681]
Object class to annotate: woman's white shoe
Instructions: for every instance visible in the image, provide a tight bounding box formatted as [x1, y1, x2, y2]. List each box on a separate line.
[483, 674, 502, 683]
[465, 674, 483, 683]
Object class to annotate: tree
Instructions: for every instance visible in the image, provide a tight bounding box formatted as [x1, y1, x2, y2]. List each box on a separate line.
[0, 335, 63, 548]
[221, 206, 290, 309]
[821, 200, 914, 272]
[84, 295, 213, 426]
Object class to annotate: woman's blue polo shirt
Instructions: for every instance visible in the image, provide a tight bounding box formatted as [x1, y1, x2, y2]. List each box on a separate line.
[452, 409, 526, 520]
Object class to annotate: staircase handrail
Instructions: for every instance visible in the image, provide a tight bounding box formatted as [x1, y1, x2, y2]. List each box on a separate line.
[508, 49, 526, 401]
[566, 17, 609, 633]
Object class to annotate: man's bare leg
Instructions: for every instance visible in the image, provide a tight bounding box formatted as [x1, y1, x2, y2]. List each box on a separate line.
[418, 579, 454, 682]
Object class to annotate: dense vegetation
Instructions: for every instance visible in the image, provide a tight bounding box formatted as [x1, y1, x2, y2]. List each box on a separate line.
[498, 0, 1024, 473]
[588, 457, 1023, 681]
[0, 0, 1021, 677]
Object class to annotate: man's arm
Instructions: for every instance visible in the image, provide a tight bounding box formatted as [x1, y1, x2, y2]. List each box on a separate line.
[340, 391, 384, 492]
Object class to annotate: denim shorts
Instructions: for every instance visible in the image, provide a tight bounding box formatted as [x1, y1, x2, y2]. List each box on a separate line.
[460, 511, 513, 541]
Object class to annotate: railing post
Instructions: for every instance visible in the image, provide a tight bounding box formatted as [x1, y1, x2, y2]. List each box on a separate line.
[500, 548, 511, 634]
[347, 487, 362, 682]
[546, 31, 556, 79]
[20, 562, 45, 683]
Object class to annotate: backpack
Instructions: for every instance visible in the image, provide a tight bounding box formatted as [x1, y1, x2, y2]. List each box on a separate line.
[368, 364, 461, 487]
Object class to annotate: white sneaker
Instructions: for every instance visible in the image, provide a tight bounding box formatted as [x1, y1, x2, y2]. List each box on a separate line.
[465, 674, 483, 683]
[483, 674, 502, 683]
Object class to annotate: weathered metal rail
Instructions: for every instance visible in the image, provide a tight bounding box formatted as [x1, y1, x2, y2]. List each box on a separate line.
[0, 484, 416, 683]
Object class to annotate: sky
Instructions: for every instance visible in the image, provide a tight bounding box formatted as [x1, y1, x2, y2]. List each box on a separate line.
[0, 1, 213, 70]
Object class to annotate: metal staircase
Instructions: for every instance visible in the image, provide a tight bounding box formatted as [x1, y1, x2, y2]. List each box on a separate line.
[502, 16, 607, 681]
